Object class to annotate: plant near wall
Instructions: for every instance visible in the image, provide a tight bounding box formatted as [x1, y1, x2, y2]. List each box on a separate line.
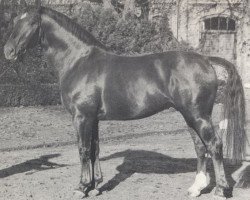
[0, 0, 181, 85]
[71, 2, 176, 55]
[0, 0, 58, 85]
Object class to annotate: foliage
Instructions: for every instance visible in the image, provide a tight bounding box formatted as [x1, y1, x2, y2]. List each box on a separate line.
[71, 3, 177, 55]
[0, 1, 58, 85]
[0, 1, 177, 106]
[0, 1, 178, 84]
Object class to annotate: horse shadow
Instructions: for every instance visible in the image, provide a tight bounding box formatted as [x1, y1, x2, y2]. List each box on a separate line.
[99, 149, 240, 196]
[0, 153, 68, 178]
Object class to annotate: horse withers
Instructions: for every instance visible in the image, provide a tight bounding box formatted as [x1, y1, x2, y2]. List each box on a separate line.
[4, 0, 246, 198]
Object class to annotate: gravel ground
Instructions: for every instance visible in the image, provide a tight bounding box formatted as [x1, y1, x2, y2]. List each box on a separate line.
[0, 104, 224, 151]
[0, 93, 250, 200]
[0, 134, 250, 200]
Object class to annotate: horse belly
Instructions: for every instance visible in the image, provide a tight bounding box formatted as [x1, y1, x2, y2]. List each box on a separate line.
[99, 83, 172, 120]
[129, 93, 173, 119]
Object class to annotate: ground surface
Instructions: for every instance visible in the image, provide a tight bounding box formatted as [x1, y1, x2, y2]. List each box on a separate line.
[0, 94, 250, 200]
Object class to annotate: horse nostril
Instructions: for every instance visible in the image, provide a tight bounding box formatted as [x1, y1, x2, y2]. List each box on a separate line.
[8, 48, 15, 55]
[9, 48, 14, 54]
[4, 44, 16, 59]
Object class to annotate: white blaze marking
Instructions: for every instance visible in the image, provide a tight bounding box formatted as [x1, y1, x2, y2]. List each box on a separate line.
[219, 118, 228, 130]
[188, 172, 210, 197]
[20, 13, 28, 19]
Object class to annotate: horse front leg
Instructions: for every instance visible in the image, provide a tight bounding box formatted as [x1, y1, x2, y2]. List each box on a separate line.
[92, 121, 103, 188]
[188, 128, 210, 197]
[73, 113, 96, 196]
[89, 120, 103, 195]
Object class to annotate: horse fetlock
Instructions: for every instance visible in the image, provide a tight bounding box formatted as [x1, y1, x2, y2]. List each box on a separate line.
[95, 176, 103, 186]
[220, 180, 229, 189]
[188, 172, 210, 197]
[214, 185, 228, 198]
[188, 186, 201, 197]
[79, 181, 92, 193]
[195, 172, 210, 188]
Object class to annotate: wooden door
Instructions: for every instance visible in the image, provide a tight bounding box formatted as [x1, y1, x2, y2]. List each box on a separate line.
[201, 32, 236, 62]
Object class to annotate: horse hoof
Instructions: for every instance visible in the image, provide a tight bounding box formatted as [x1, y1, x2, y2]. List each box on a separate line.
[213, 195, 227, 200]
[88, 189, 100, 197]
[187, 187, 201, 197]
[73, 189, 87, 199]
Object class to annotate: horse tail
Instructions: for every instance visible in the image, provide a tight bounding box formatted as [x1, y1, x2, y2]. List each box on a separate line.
[207, 56, 246, 163]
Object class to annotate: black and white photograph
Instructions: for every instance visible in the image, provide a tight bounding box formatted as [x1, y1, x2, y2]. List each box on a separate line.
[0, 0, 250, 199]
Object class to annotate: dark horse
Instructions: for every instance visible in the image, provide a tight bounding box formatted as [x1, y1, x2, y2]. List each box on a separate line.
[4, 0, 246, 198]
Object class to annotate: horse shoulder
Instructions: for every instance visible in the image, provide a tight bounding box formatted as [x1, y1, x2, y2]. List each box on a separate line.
[60, 51, 106, 114]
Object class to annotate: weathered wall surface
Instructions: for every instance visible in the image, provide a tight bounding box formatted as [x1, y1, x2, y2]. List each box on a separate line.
[150, 0, 250, 86]
[179, 0, 250, 85]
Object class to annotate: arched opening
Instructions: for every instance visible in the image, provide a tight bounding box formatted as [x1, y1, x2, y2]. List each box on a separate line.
[201, 16, 237, 62]
[204, 17, 235, 31]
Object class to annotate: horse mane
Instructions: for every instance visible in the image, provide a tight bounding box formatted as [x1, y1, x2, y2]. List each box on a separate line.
[41, 7, 107, 50]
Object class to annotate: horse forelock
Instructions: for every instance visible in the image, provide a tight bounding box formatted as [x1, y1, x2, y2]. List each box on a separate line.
[40, 7, 106, 49]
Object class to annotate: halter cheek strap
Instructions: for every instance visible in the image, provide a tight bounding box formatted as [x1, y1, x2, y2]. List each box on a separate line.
[38, 17, 42, 45]
[36, 7, 45, 47]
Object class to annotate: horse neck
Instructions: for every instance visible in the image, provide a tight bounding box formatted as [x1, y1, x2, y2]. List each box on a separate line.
[40, 13, 92, 79]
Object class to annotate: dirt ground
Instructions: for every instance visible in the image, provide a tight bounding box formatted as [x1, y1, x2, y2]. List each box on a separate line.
[0, 97, 250, 199]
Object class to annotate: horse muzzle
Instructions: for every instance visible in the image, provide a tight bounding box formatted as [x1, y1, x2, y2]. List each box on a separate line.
[4, 42, 18, 60]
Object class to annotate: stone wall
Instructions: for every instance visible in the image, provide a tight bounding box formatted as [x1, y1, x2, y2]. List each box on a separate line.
[150, 0, 250, 87]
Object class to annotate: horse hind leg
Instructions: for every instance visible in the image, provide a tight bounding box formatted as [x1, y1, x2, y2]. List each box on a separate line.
[187, 128, 210, 197]
[183, 112, 229, 198]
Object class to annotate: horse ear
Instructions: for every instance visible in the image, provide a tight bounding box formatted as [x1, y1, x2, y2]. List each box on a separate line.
[34, 0, 41, 10]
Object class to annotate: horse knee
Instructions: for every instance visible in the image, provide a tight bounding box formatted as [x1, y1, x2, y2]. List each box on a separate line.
[79, 147, 91, 161]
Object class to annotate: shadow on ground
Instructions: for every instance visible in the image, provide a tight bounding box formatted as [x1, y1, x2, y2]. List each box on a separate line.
[100, 149, 241, 197]
[0, 154, 68, 178]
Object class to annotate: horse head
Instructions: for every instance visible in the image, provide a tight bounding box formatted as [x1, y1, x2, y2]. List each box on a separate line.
[4, 0, 41, 60]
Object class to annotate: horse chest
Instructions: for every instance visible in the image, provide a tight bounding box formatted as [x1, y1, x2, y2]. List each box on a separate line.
[61, 76, 99, 113]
